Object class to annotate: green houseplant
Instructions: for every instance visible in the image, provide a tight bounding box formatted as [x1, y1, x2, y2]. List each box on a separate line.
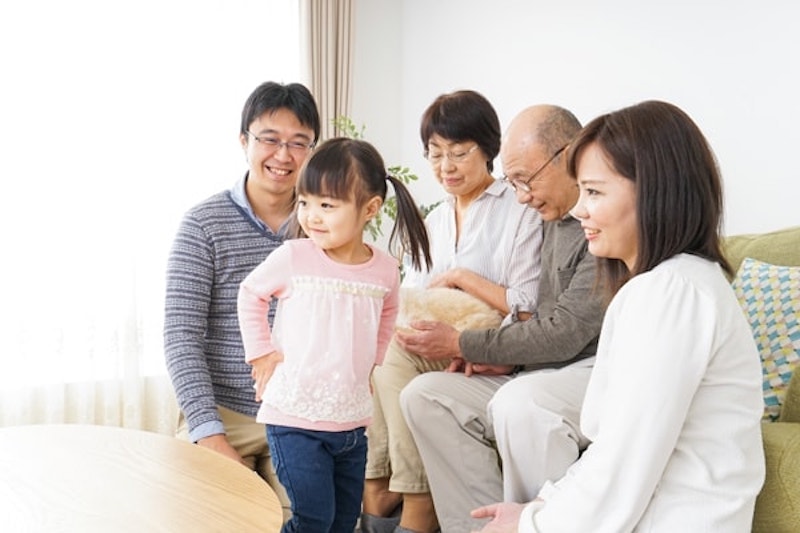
[331, 116, 439, 242]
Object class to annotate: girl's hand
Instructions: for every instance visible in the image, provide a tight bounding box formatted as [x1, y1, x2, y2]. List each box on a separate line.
[250, 351, 284, 401]
[470, 502, 528, 532]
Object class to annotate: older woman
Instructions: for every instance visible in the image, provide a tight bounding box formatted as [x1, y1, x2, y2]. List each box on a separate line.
[362, 90, 543, 533]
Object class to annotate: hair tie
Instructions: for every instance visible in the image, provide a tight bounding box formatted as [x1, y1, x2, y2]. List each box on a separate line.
[385, 174, 391, 181]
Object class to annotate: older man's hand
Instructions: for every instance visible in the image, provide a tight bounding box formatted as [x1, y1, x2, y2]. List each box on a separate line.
[395, 320, 461, 361]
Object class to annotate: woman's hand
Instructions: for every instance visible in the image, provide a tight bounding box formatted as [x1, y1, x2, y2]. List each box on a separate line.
[250, 351, 284, 401]
[427, 267, 510, 316]
[470, 502, 528, 532]
[427, 267, 470, 290]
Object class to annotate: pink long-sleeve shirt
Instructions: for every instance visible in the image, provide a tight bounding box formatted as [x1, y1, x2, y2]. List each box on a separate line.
[238, 239, 400, 432]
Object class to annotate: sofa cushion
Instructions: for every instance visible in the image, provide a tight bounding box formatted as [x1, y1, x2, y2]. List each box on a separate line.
[732, 257, 800, 421]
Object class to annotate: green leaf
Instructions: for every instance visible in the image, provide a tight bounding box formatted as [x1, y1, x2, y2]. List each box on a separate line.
[332, 115, 436, 242]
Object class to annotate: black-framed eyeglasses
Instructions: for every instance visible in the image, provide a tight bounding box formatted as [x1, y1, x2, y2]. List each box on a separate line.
[246, 131, 315, 154]
[424, 144, 479, 165]
[502, 144, 568, 193]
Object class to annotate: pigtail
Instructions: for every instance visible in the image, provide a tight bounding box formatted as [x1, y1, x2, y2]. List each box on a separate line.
[385, 175, 433, 272]
[284, 189, 306, 239]
[285, 210, 306, 239]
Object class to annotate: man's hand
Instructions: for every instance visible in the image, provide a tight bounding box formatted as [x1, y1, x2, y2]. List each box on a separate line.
[447, 358, 516, 377]
[250, 351, 284, 401]
[395, 320, 461, 361]
[470, 502, 528, 532]
[197, 434, 247, 466]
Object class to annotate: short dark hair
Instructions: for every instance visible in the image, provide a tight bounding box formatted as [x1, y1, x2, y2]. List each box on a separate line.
[240, 81, 320, 143]
[419, 90, 501, 172]
[567, 100, 729, 295]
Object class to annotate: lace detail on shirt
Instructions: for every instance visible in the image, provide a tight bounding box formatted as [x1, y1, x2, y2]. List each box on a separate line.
[292, 276, 389, 299]
[263, 372, 373, 423]
[260, 274, 390, 424]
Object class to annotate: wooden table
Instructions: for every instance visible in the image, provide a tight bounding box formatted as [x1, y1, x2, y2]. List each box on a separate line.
[0, 424, 282, 532]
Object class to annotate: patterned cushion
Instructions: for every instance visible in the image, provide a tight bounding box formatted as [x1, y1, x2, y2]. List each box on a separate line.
[732, 257, 800, 421]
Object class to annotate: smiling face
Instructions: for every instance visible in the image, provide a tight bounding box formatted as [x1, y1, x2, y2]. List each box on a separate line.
[571, 142, 639, 270]
[241, 107, 316, 200]
[296, 191, 380, 264]
[426, 133, 493, 202]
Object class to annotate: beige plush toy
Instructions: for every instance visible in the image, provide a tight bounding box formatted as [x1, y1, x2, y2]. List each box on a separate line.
[396, 287, 504, 333]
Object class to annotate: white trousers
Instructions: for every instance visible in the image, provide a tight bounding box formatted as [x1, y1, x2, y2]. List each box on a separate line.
[400, 358, 593, 533]
[490, 358, 593, 503]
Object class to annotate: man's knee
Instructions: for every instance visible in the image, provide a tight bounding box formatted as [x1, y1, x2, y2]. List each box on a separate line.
[398, 371, 436, 420]
[489, 373, 570, 427]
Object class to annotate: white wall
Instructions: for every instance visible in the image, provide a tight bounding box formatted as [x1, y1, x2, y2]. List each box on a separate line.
[351, 0, 800, 236]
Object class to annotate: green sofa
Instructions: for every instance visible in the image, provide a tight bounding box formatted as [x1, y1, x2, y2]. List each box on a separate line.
[722, 226, 800, 532]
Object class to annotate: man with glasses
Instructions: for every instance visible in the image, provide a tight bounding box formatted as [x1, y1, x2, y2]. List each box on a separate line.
[395, 105, 607, 532]
[164, 81, 319, 524]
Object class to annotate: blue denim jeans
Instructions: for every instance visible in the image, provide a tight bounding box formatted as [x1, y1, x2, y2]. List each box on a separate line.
[267, 424, 367, 533]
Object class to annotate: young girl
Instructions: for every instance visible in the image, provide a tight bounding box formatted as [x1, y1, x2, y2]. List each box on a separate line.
[237, 137, 432, 533]
[473, 100, 765, 532]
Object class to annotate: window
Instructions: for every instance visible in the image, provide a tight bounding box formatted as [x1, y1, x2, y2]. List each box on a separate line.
[0, 1, 301, 405]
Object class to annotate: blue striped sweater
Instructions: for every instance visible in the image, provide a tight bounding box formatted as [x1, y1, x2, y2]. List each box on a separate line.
[164, 189, 287, 441]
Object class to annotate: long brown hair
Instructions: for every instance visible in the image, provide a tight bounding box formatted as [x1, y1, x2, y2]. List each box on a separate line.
[567, 100, 730, 297]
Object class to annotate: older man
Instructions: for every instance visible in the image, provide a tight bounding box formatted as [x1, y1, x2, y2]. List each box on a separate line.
[396, 105, 607, 532]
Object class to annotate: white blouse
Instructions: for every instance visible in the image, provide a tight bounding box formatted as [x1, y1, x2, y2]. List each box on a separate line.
[402, 179, 542, 314]
[521, 254, 765, 532]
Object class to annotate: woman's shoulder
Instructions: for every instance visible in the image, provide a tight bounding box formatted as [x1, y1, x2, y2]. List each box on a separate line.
[623, 254, 729, 303]
[649, 254, 723, 281]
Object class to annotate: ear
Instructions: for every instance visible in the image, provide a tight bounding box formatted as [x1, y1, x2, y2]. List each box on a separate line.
[364, 196, 383, 221]
[240, 132, 249, 153]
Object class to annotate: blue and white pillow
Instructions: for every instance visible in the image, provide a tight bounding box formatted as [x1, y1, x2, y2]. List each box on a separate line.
[732, 257, 800, 422]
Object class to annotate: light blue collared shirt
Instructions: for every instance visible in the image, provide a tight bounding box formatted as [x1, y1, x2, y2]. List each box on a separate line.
[230, 173, 267, 232]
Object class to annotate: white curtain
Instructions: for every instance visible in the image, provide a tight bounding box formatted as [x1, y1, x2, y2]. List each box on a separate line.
[0, 0, 302, 434]
[301, 0, 355, 140]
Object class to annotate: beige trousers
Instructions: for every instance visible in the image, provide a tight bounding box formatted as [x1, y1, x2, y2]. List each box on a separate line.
[366, 337, 449, 493]
[176, 404, 291, 522]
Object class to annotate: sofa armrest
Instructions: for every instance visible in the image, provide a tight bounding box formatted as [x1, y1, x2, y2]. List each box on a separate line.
[753, 421, 800, 533]
[779, 371, 800, 424]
